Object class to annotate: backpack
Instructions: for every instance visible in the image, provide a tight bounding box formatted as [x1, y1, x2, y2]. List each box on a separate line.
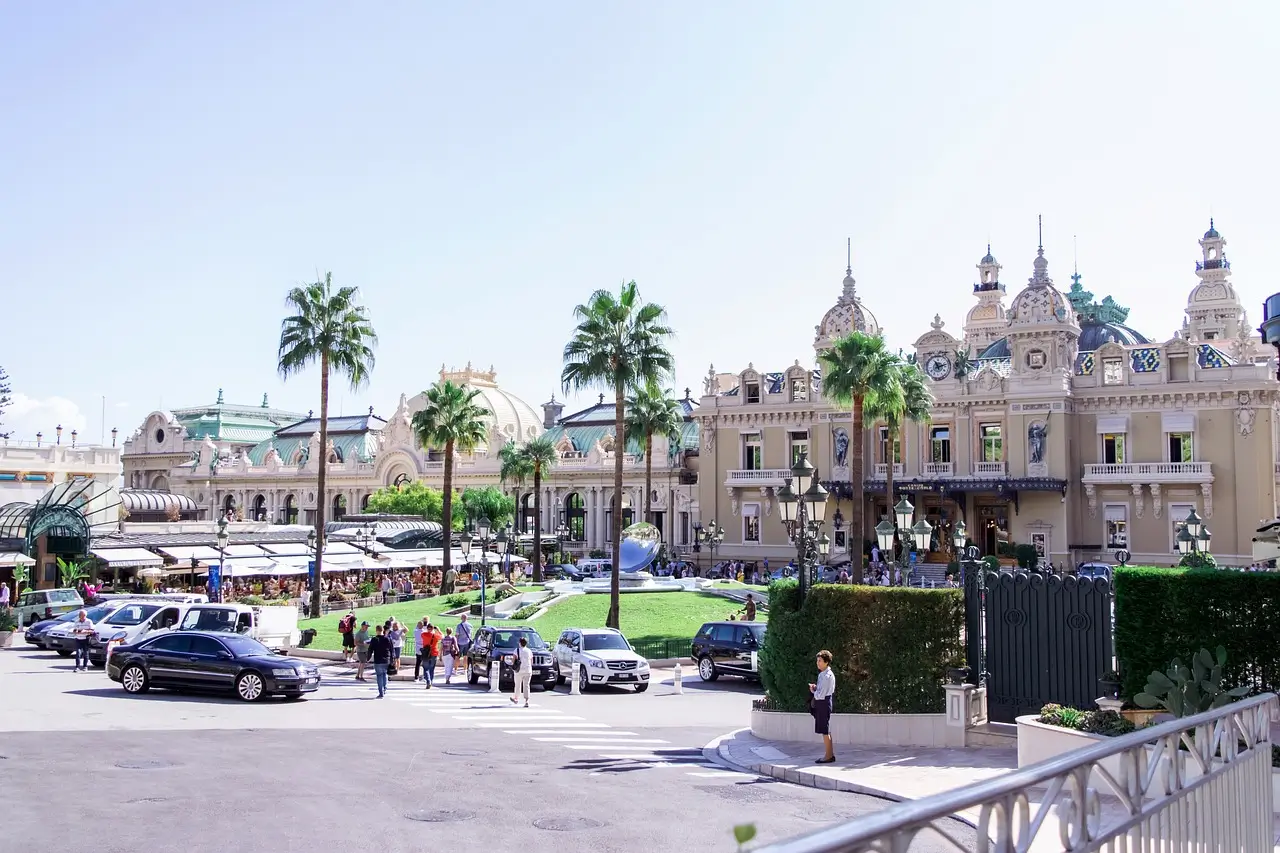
[339, 615, 353, 633]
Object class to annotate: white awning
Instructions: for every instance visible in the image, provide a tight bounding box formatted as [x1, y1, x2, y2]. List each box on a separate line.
[224, 556, 278, 572]
[90, 547, 164, 568]
[0, 552, 35, 567]
[228, 561, 307, 578]
[259, 542, 360, 557]
[157, 545, 223, 561]
[223, 544, 271, 558]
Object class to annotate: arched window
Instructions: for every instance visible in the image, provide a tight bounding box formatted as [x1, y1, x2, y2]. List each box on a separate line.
[565, 493, 585, 541]
[392, 472, 411, 488]
[333, 494, 347, 520]
[284, 494, 298, 524]
[252, 495, 266, 521]
[223, 494, 236, 514]
[361, 493, 371, 511]
[520, 493, 536, 534]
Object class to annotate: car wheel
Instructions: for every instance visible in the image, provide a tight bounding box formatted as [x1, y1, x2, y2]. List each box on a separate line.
[468, 663, 480, 685]
[553, 661, 564, 686]
[56, 650, 71, 657]
[235, 671, 266, 702]
[698, 656, 719, 682]
[634, 683, 649, 693]
[121, 664, 149, 694]
[578, 666, 590, 693]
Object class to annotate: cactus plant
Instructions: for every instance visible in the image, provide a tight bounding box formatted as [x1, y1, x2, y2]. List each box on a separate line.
[1134, 645, 1250, 717]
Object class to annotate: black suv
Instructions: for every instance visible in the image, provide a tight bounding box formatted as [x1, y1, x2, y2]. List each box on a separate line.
[691, 621, 765, 682]
[466, 626, 557, 691]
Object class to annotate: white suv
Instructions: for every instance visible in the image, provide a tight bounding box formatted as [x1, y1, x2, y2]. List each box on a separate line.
[553, 627, 650, 693]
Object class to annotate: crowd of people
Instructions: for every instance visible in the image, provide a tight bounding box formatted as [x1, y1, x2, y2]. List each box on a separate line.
[338, 610, 475, 698]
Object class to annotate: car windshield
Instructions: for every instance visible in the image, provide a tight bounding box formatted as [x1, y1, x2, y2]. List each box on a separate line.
[491, 631, 547, 650]
[219, 635, 271, 657]
[747, 625, 766, 642]
[82, 606, 115, 622]
[105, 604, 161, 626]
[583, 633, 631, 651]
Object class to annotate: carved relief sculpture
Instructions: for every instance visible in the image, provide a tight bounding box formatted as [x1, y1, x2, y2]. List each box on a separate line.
[1237, 391, 1256, 437]
[1201, 483, 1213, 519]
[1084, 484, 1097, 517]
[1151, 484, 1163, 519]
[1132, 484, 1144, 519]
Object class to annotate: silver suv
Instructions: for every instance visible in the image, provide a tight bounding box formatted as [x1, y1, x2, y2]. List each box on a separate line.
[552, 627, 650, 693]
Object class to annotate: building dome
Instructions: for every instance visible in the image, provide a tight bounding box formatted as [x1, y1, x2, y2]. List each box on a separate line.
[1187, 279, 1239, 308]
[979, 319, 1150, 360]
[409, 364, 542, 443]
[1204, 218, 1220, 240]
[981, 247, 997, 265]
[815, 265, 881, 348]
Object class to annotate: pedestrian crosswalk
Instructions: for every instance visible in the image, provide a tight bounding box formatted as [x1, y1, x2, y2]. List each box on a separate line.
[366, 681, 740, 780]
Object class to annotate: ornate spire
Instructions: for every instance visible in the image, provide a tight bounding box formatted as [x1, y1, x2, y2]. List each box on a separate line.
[216, 388, 224, 405]
[840, 238, 857, 300]
[261, 393, 269, 408]
[1029, 216, 1051, 286]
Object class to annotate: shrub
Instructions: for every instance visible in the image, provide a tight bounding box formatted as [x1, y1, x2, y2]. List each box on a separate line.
[1037, 704, 1135, 738]
[511, 603, 541, 620]
[1115, 567, 1280, 700]
[357, 581, 377, 599]
[1178, 551, 1217, 570]
[759, 580, 963, 714]
[491, 586, 518, 603]
[236, 595, 267, 606]
[444, 593, 470, 608]
[1014, 544, 1039, 569]
[981, 555, 1000, 573]
[0, 607, 17, 632]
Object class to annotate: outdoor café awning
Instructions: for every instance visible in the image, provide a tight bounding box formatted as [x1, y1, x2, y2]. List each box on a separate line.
[223, 544, 271, 558]
[90, 547, 164, 568]
[157, 545, 223, 562]
[260, 542, 361, 557]
[0, 552, 36, 567]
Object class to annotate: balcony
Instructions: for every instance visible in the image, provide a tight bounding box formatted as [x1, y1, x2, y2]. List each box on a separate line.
[724, 468, 791, 487]
[973, 461, 1007, 477]
[871, 463, 904, 479]
[923, 462, 954, 477]
[1082, 462, 1213, 484]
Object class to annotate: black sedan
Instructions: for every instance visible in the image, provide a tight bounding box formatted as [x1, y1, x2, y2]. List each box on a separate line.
[107, 631, 321, 702]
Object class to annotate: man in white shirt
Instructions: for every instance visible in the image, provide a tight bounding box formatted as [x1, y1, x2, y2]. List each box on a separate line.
[71, 609, 96, 672]
[380, 576, 392, 603]
[510, 636, 534, 708]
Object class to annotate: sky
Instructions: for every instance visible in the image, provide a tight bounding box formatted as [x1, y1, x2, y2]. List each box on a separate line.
[3, 2, 1279, 444]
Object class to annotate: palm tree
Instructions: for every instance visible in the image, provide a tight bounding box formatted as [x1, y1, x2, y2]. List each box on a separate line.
[410, 380, 489, 582]
[516, 437, 559, 583]
[865, 360, 934, 552]
[818, 331, 898, 584]
[624, 380, 684, 525]
[278, 273, 377, 618]
[498, 439, 533, 506]
[562, 281, 674, 629]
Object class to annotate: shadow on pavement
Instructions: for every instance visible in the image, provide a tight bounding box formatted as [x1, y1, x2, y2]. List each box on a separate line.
[63, 688, 306, 706]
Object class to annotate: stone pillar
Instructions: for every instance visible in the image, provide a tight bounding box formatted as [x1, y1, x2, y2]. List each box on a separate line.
[944, 682, 976, 748]
[595, 488, 607, 547]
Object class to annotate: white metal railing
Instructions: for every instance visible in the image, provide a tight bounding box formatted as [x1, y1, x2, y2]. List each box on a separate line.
[756, 693, 1276, 853]
[1083, 462, 1212, 482]
[973, 461, 1007, 476]
[872, 463, 904, 479]
[725, 468, 791, 484]
[923, 462, 953, 477]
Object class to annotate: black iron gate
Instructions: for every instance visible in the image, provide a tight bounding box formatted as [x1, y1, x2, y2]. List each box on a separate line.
[965, 570, 1113, 723]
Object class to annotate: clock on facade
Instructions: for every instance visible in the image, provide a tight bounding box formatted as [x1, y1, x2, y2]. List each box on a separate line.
[925, 354, 952, 380]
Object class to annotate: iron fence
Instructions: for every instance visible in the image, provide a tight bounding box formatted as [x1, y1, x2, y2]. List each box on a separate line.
[629, 638, 691, 660]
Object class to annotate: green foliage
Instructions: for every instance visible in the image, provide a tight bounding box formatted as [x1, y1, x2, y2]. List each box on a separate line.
[1178, 550, 1217, 570]
[1114, 566, 1280, 700]
[13, 562, 30, 593]
[412, 379, 491, 546]
[982, 555, 1000, 573]
[357, 581, 377, 599]
[1134, 646, 1250, 717]
[625, 380, 684, 461]
[511, 603, 540, 620]
[491, 585, 518, 603]
[945, 560, 960, 579]
[365, 481, 444, 520]
[759, 581, 963, 714]
[0, 364, 10, 433]
[589, 549, 607, 559]
[1037, 704, 1135, 737]
[444, 593, 470, 608]
[57, 557, 89, 588]
[460, 486, 515, 529]
[1014, 544, 1039, 569]
[236, 595, 267, 606]
[733, 824, 757, 848]
[0, 607, 17, 632]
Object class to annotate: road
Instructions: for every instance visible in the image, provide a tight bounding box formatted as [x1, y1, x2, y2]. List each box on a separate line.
[1, 648, 975, 852]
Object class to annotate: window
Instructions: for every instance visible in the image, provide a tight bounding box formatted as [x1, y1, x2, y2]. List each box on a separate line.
[980, 424, 1003, 462]
[1204, 331, 1217, 340]
[143, 635, 192, 654]
[745, 382, 760, 404]
[789, 376, 808, 402]
[743, 504, 761, 543]
[1102, 433, 1125, 465]
[1168, 355, 1189, 382]
[741, 434, 762, 470]
[1168, 432, 1193, 463]
[187, 636, 227, 656]
[878, 426, 901, 464]
[930, 426, 951, 464]
[1105, 505, 1128, 549]
[1103, 358, 1124, 385]
[1169, 503, 1195, 554]
[788, 431, 809, 466]
[155, 428, 166, 444]
[680, 511, 690, 544]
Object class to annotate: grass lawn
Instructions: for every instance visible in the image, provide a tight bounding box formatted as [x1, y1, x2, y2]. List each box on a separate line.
[299, 589, 756, 653]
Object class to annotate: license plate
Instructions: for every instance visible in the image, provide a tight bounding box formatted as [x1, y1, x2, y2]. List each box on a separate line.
[616, 673, 634, 680]
[305, 677, 318, 684]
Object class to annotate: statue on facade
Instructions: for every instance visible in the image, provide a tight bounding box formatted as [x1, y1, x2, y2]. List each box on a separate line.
[703, 364, 717, 397]
[832, 427, 850, 468]
[1028, 420, 1049, 464]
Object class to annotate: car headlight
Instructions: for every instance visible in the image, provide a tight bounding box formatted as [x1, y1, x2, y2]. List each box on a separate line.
[588, 659, 606, 669]
[270, 668, 296, 677]
[637, 661, 650, 670]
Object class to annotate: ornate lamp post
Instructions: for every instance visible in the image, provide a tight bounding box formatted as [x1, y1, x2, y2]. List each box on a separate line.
[305, 527, 318, 613]
[1176, 508, 1212, 561]
[214, 516, 230, 603]
[463, 516, 495, 626]
[698, 520, 724, 576]
[776, 452, 829, 601]
[874, 496, 932, 586]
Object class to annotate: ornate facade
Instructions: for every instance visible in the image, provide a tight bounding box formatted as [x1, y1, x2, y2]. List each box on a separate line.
[695, 222, 1278, 568]
[122, 364, 701, 554]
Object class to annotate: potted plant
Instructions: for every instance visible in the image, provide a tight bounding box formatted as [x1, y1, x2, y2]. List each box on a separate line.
[1098, 668, 1121, 699]
[0, 606, 18, 648]
[947, 665, 971, 685]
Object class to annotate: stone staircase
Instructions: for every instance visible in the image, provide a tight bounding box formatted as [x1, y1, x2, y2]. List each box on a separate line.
[910, 562, 950, 588]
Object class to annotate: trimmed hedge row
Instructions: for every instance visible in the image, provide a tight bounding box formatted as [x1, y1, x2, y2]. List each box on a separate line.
[1114, 566, 1280, 700]
[759, 580, 964, 714]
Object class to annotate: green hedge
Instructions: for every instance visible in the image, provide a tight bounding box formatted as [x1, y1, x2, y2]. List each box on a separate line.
[759, 580, 964, 714]
[1115, 566, 1280, 700]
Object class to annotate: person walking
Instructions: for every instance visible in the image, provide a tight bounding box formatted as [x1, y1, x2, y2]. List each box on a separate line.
[809, 649, 836, 764]
[71, 609, 95, 672]
[338, 610, 356, 664]
[388, 620, 405, 676]
[368, 625, 393, 698]
[441, 627, 459, 685]
[354, 621, 371, 682]
[413, 619, 426, 682]
[380, 575, 392, 603]
[510, 635, 533, 707]
[421, 621, 441, 689]
[455, 613, 472, 660]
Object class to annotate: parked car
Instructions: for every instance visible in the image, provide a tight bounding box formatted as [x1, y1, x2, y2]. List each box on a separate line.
[86, 601, 190, 667]
[543, 564, 584, 581]
[690, 621, 765, 682]
[12, 588, 83, 627]
[43, 603, 134, 656]
[107, 630, 320, 702]
[1075, 562, 1113, 581]
[466, 626, 556, 691]
[176, 603, 301, 651]
[576, 559, 613, 578]
[552, 627, 650, 693]
[24, 609, 85, 648]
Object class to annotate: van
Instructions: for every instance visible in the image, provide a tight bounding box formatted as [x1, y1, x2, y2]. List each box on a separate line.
[86, 600, 193, 667]
[177, 603, 301, 651]
[13, 588, 83, 627]
[576, 559, 613, 579]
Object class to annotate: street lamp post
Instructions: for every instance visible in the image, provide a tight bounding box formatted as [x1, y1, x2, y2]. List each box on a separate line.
[1176, 508, 1212, 561]
[697, 520, 724, 577]
[462, 516, 495, 626]
[776, 452, 829, 602]
[874, 496, 932, 587]
[952, 521, 987, 685]
[215, 516, 230, 603]
[305, 527, 318, 613]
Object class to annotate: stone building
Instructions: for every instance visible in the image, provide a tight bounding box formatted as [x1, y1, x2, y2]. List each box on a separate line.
[694, 222, 1277, 568]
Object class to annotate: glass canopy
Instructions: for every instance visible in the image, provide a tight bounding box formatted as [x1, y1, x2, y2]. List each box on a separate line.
[0, 478, 122, 555]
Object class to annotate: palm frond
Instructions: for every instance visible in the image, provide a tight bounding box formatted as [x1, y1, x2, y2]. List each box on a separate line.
[277, 272, 378, 389]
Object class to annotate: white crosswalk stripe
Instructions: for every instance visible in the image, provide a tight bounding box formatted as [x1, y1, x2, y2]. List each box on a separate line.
[531, 736, 656, 742]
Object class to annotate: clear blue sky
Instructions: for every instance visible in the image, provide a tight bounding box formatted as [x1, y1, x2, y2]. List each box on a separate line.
[3, 2, 1278, 443]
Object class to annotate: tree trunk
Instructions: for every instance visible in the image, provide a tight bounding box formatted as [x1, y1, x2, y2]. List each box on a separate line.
[442, 439, 454, 579]
[850, 394, 865, 584]
[532, 463, 543, 583]
[643, 432, 653, 524]
[310, 354, 329, 619]
[608, 381, 624, 629]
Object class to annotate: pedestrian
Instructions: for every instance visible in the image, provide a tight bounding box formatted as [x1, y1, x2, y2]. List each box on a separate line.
[413, 619, 426, 682]
[0, 581, 10, 607]
[809, 649, 836, 764]
[742, 594, 757, 621]
[388, 620, 405, 674]
[368, 625, 393, 698]
[381, 575, 392, 603]
[510, 635, 533, 707]
[441, 627, 459, 684]
[71, 609, 95, 672]
[455, 613, 472, 659]
[354, 621, 371, 681]
[338, 610, 356, 663]
[421, 621, 441, 689]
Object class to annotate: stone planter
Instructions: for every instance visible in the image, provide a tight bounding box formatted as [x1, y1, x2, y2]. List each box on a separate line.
[1098, 678, 1121, 700]
[752, 707, 954, 748]
[1121, 708, 1160, 727]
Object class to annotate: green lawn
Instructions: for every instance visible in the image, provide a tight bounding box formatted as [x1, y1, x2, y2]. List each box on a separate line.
[300, 589, 757, 654]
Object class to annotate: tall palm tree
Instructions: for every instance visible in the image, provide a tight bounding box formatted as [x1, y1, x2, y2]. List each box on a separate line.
[562, 281, 674, 629]
[411, 380, 489, 581]
[517, 436, 559, 582]
[278, 273, 377, 618]
[865, 360, 934, 550]
[624, 380, 684, 525]
[498, 439, 533, 507]
[818, 331, 898, 584]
